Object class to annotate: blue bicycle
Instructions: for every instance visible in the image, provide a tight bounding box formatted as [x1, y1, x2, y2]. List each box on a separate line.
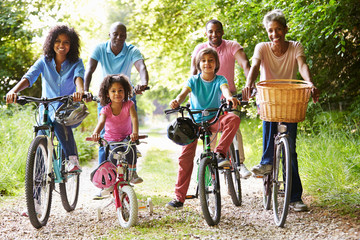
[14, 95, 87, 229]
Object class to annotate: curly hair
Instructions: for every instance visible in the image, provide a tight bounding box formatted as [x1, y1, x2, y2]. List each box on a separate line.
[98, 74, 133, 106]
[196, 48, 220, 74]
[43, 25, 81, 63]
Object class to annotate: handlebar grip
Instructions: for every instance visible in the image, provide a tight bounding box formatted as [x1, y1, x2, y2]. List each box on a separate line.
[164, 108, 179, 115]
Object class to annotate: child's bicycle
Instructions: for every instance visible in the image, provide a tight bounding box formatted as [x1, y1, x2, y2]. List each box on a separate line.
[165, 100, 239, 226]
[7, 95, 87, 229]
[86, 135, 150, 228]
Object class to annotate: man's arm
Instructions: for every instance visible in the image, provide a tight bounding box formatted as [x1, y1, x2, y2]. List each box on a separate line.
[134, 59, 149, 93]
[234, 49, 251, 78]
[242, 58, 261, 101]
[84, 58, 98, 92]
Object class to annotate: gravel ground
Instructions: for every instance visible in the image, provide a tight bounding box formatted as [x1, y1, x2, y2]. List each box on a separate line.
[0, 132, 359, 240]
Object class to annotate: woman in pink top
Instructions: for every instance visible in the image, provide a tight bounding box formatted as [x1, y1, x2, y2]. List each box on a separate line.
[243, 9, 319, 212]
[91, 74, 143, 185]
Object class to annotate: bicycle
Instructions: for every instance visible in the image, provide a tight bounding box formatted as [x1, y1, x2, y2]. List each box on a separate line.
[261, 122, 292, 227]
[255, 79, 313, 227]
[223, 94, 251, 207]
[9, 95, 86, 229]
[86, 135, 149, 228]
[165, 100, 238, 226]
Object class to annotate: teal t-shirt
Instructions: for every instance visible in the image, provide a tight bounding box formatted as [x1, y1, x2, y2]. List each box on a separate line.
[186, 73, 228, 122]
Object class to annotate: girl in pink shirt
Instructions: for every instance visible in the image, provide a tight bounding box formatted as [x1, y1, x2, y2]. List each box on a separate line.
[91, 74, 142, 184]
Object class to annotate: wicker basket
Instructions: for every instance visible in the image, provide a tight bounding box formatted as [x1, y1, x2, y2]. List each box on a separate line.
[256, 79, 312, 123]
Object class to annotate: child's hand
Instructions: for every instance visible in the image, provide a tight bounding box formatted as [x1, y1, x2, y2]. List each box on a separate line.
[227, 97, 238, 109]
[130, 133, 139, 142]
[169, 99, 180, 109]
[91, 132, 100, 141]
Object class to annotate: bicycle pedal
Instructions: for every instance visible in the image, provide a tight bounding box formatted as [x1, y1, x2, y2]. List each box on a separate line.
[185, 195, 196, 199]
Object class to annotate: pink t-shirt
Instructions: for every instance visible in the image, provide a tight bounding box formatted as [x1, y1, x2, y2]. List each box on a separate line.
[100, 100, 134, 142]
[192, 40, 243, 93]
[252, 41, 305, 81]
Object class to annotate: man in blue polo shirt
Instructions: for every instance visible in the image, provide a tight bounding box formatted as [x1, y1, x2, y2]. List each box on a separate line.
[84, 22, 149, 166]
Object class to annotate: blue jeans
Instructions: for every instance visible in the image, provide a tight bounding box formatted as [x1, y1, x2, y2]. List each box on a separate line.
[97, 96, 137, 164]
[261, 121, 303, 202]
[37, 121, 77, 159]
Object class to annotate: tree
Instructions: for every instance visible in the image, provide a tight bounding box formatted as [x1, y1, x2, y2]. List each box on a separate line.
[113, 0, 360, 109]
[0, 0, 38, 97]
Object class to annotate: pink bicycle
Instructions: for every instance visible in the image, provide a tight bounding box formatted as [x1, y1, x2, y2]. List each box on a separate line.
[86, 135, 151, 228]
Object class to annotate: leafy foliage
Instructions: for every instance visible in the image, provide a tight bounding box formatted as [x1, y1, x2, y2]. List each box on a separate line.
[117, 0, 360, 109]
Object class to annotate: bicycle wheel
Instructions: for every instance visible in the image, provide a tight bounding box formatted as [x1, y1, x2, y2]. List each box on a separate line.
[116, 185, 138, 228]
[263, 174, 272, 210]
[25, 136, 53, 229]
[59, 146, 80, 212]
[199, 157, 221, 226]
[272, 137, 292, 227]
[226, 143, 242, 206]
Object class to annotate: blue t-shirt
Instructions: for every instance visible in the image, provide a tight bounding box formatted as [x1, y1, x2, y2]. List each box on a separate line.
[186, 73, 228, 122]
[23, 56, 85, 120]
[91, 40, 143, 83]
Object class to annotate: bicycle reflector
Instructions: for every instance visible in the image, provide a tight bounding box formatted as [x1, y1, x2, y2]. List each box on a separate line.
[167, 117, 199, 146]
[90, 161, 117, 189]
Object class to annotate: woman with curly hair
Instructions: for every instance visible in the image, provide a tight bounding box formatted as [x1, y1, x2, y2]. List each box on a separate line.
[6, 25, 85, 173]
[90, 74, 142, 198]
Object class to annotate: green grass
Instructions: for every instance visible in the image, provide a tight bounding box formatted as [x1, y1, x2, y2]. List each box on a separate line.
[240, 112, 360, 215]
[0, 104, 96, 195]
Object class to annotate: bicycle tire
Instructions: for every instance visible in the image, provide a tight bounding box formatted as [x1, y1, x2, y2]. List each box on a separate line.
[263, 174, 272, 210]
[25, 136, 53, 229]
[226, 143, 242, 206]
[199, 157, 221, 226]
[116, 185, 138, 228]
[272, 136, 292, 227]
[59, 147, 80, 212]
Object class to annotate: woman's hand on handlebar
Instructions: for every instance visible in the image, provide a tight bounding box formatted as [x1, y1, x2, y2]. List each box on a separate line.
[5, 91, 18, 104]
[72, 91, 84, 102]
[242, 87, 253, 101]
[169, 99, 180, 109]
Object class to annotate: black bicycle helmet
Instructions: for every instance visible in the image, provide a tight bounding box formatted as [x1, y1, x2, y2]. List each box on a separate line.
[167, 117, 199, 146]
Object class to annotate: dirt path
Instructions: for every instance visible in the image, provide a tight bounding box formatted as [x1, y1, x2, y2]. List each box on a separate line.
[0, 128, 359, 239]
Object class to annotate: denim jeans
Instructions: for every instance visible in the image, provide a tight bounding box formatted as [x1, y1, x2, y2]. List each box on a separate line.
[97, 96, 137, 164]
[37, 121, 77, 159]
[261, 121, 303, 202]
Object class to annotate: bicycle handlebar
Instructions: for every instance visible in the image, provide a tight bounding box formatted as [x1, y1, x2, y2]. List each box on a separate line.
[3, 94, 89, 106]
[85, 135, 148, 147]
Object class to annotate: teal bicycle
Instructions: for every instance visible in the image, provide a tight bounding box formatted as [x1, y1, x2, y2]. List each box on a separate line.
[13, 95, 86, 229]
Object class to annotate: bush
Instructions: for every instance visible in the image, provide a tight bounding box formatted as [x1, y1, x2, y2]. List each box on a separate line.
[0, 104, 96, 195]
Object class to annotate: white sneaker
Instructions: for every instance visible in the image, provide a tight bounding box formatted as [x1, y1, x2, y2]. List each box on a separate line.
[239, 164, 251, 179]
[93, 186, 114, 200]
[251, 164, 272, 176]
[67, 155, 82, 172]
